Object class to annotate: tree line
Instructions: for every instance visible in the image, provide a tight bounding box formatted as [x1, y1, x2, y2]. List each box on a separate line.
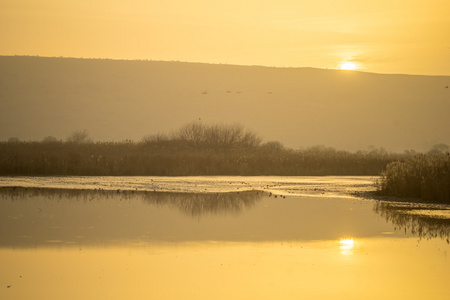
[1, 121, 407, 176]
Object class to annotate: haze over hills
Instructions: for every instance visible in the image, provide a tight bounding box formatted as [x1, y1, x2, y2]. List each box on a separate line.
[0, 56, 449, 152]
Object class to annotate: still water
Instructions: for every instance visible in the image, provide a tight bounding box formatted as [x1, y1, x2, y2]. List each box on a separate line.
[1, 176, 449, 299]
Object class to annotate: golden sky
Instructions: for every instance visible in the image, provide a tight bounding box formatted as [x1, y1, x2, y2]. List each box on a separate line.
[1, 0, 449, 75]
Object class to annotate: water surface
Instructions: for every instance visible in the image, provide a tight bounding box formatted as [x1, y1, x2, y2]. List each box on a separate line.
[1, 176, 449, 299]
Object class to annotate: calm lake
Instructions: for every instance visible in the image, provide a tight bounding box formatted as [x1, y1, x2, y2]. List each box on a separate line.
[1, 176, 449, 299]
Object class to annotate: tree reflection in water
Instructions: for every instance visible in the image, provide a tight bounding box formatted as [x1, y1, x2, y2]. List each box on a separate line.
[141, 191, 262, 217]
[374, 201, 450, 243]
[0, 186, 263, 217]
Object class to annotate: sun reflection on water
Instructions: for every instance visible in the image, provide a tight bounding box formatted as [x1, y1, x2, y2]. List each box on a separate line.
[339, 238, 355, 255]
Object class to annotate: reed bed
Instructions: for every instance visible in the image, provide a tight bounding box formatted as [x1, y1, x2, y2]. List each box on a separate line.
[377, 153, 450, 203]
[0, 122, 409, 177]
[0, 140, 403, 176]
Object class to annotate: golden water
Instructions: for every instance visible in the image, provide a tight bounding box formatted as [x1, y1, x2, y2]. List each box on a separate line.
[1, 177, 449, 299]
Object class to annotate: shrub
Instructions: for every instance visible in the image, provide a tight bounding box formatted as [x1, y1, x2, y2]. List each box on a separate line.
[377, 153, 450, 203]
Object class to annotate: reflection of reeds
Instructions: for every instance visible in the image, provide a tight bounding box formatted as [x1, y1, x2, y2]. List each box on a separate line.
[0, 187, 263, 217]
[374, 201, 450, 243]
[0, 187, 265, 248]
[377, 153, 450, 203]
[141, 191, 262, 217]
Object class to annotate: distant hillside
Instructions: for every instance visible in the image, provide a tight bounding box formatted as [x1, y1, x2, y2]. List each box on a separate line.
[1, 56, 449, 152]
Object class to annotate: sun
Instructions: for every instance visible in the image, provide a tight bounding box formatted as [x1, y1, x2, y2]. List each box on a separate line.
[340, 62, 357, 70]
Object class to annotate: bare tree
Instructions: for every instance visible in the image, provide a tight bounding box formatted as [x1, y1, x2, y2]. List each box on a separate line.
[262, 141, 285, 152]
[66, 130, 92, 144]
[177, 121, 206, 146]
[176, 121, 261, 149]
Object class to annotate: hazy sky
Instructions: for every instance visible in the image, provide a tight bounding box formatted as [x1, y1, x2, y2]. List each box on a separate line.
[1, 0, 449, 75]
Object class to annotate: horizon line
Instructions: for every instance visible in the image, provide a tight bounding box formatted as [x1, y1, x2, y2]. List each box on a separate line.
[2, 54, 448, 77]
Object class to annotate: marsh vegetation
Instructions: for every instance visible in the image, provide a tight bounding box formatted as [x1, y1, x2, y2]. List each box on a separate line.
[0, 122, 405, 176]
[377, 153, 450, 203]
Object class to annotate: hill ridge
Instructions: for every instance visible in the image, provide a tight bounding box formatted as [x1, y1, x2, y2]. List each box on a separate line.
[1, 56, 449, 152]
